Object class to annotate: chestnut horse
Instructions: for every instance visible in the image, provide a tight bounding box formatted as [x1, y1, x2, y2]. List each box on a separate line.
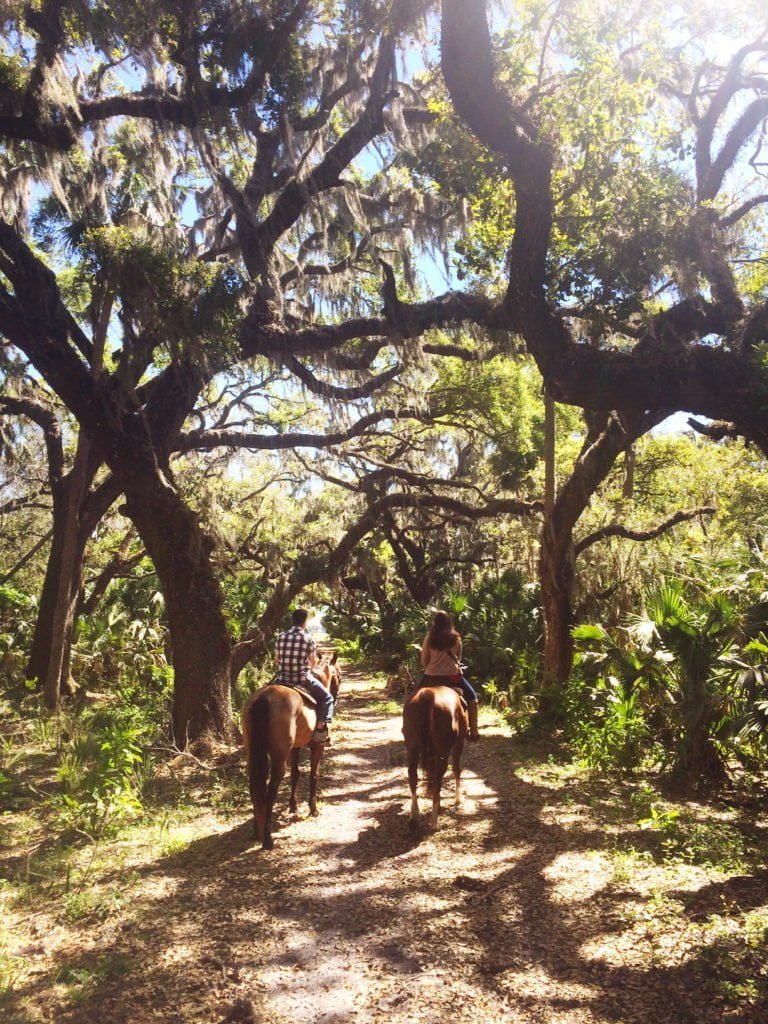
[402, 685, 468, 828]
[325, 652, 342, 702]
[242, 653, 338, 850]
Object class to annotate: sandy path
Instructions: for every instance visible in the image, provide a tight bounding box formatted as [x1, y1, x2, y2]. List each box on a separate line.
[16, 669, 754, 1024]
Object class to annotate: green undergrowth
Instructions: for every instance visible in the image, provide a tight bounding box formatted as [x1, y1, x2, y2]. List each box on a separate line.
[367, 698, 402, 715]
[518, 751, 768, 1017]
[0, 687, 250, 920]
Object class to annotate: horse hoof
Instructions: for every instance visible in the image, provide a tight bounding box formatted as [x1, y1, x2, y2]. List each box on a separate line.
[261, 838, 274, 851]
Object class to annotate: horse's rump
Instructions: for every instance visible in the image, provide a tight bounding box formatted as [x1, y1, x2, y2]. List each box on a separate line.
[244, 683, 327, 847]
[404, 687, 461, 778]
[244, 685, 312, 752]
[403, 685, 467, 828]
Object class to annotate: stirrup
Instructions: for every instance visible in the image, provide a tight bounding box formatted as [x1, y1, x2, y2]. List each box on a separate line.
[312, 723, 331, 744]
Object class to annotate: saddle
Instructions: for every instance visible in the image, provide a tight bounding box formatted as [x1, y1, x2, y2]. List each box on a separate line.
[268, 678, 318, 708]
[414, 676, 468, 710]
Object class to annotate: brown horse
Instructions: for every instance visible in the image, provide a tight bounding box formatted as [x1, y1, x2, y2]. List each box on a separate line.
[402, 685, 468, 828]
[325, 651, 341, 701]
[242, 653, 338, 850]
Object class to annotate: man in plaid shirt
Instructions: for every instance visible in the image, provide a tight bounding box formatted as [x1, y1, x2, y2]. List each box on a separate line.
[275, 608, 334, 742]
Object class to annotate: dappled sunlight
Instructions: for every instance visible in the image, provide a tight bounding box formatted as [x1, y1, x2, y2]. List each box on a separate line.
[538, 801, 602, 828]
[496, 964, 602, 1008]
[4, 670, 768, 1024]
[541, 851, 613, 905]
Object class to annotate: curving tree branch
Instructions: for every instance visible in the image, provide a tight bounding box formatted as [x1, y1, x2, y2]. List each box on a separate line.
[575, 506, 717, 557]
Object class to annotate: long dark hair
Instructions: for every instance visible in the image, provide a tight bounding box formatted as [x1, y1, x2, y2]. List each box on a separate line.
[427, 610, 461, 651]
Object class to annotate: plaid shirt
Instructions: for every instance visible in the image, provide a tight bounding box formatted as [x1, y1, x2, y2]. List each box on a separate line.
[275, 625, 316, 684]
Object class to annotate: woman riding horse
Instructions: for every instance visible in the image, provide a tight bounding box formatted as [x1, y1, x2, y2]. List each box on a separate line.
[419, 610, 480, 741]
[403, 681, 468, 828]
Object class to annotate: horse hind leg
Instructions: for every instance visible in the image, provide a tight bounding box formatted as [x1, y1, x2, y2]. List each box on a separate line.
[452, 741, 464, 808]
[407, 750, 420, 822]
[429, 780, 441, 829]
[430, 757, 449, 829]
[248, 764, 267, 844]
[308, 743, 323, 817]
[262, 756, 286, 851]
[289, 749, 301, 814]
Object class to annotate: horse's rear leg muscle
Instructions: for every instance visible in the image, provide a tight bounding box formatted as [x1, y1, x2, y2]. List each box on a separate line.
[308, 743, 323, 816]
[289, 749, 301, 814]
[452, 741, 464, 807]
[262, 757, 286, 851]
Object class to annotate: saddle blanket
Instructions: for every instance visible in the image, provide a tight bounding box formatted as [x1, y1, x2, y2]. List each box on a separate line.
[267, 678, 318, 707]
[414, 677, 468, 710]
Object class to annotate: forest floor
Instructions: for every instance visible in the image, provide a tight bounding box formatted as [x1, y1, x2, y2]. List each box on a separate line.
[2, 668, 768, 1024]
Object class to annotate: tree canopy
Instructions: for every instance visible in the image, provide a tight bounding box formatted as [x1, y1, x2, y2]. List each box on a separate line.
[2, 0, 768, 745]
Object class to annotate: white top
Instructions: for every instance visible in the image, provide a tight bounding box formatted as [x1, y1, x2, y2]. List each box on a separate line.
[421, 635, 462, 676]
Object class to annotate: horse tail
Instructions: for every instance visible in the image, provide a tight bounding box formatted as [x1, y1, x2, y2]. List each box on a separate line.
[244, 693, 270, 818]
[420, 692, 436, 785]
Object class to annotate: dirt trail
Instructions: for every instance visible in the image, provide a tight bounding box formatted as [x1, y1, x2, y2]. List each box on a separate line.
[9, 670, 761, 1024]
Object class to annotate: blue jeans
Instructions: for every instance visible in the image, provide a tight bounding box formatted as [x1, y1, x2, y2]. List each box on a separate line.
[457, 676, 478, 703]
[304, 673, 335, 724]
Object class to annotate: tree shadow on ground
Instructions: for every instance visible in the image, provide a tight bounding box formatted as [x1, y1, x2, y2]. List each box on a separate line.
[6, 689, 768, 1024]
[457, 731, 768, 1024]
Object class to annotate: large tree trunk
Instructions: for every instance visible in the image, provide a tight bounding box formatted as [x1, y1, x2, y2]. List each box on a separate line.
[538, 514, 576, 720]
[537, 388, 569, 721]
[27, 506, 73, 692]
[121, 469, 237, 749]
[536, 412, 649, 724]
[28, 449, 120, 702]
[28, 437, 93, 704]
[27, 513, 86, 701]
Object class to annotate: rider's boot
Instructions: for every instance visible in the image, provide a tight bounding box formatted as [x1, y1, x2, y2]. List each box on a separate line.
[312, 721, 331, 744]
[467, 701, 480, 742]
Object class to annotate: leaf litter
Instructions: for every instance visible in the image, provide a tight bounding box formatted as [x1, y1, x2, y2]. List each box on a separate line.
[2, 670, 767, 1023]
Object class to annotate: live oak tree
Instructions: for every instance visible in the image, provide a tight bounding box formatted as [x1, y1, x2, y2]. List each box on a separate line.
[440, 0, 768, 442]
[0, 0, 492, 746]
[437, 0, 768, 722]
[0, 390, 121, 704]
[3, 0, 768, 748]
[538, 407, 716, 718]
